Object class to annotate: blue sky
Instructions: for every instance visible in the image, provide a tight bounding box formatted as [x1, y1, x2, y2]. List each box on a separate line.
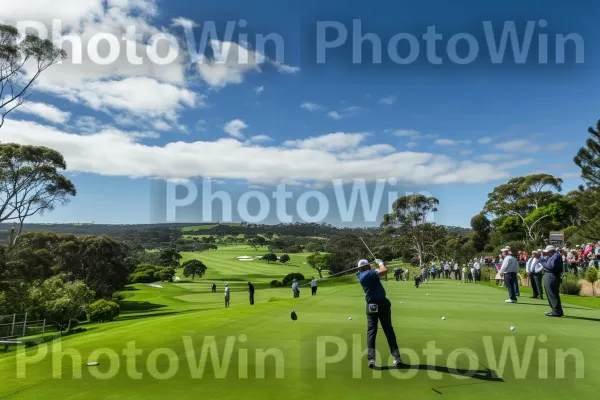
[1, 0, 597, 227]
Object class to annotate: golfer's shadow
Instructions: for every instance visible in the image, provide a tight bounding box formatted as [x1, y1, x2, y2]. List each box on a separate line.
[374, 364, 504, 383]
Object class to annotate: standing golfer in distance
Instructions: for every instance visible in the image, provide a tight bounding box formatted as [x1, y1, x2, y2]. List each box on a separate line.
[539, 245, 564, 317]
[310, 277, 318, 295]
[224, 284, 230, 308]
[248, 282, 255, 305]
[499, 247, 519, 303]
[356, 258, 402, 369]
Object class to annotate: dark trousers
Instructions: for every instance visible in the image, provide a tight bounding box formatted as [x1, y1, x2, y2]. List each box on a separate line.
[504, 272, 518, 301]
[366, 299, 400, 361]
[293, 289, 299, 298]
[543, 273, 563, 316]
[249, 293, 254, 305]
[311, 286, 317, 295]
[530, 273, 544, 298]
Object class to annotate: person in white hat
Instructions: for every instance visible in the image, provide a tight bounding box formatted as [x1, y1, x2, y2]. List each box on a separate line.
[538, 245, 564, 317]
[356, 258, 402, 369]
[224, 284, 230, 308]
[526, 250, 544, 300]
[499, 247, 519, 303]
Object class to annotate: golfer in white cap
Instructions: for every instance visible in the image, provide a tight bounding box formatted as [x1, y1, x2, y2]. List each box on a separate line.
[499, 247, 519, 303]
[539, 245, 564, 317]
[356, 258, 402, 369]
[224, 284, 230, 308]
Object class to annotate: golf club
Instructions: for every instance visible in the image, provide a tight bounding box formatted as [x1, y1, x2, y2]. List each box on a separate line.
[359, 237, 378, 261]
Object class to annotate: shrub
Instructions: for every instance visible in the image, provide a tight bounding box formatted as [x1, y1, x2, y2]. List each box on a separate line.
[158, 267, 176, 282]
[560, 279, 582, 295]
[88, 299, 120, 323]
[585, 267, 598, 296]
[269, 280, 281, 287]
[282, 273, 305, 286]
[111, 291, 134, 302]
[279, 254, 290, 264]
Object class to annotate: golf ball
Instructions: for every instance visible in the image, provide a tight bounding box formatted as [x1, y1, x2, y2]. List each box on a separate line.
[349, 317, 352, 320]
[510, 326, 515, 331]
[400, 301, 404, 304]
[427, 294, 430, 296]
[442, 317, 446, 320]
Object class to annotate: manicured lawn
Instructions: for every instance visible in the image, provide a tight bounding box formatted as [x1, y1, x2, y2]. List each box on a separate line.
[2, 249, 599, 400]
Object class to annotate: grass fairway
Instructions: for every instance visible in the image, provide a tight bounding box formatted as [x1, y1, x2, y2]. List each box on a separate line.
[2, 253, 600, 400]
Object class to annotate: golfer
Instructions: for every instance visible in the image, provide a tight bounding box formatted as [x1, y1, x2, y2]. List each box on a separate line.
[539, 245, 564, 317]
[212, 283, 216, 293]
[526, 250, 544, 300]
[499, 247, 519, 303]
[292, 279, 300, 298]
[248, 282, 255, 305]
[356, 258, 402, 368]
[310, 277, 318, 295]
[224, 284, 230, 308]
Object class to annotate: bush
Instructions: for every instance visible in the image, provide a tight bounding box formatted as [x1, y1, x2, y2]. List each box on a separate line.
[279, 254, 290, 264]
[111, 291, 134, 302]
[560, 279, 582, 295]
[585, 268, 598, 295]
[159, 267, 176, 282]
[88, 299, 121, 323]
[282, 273, 305, 286]
[269, 280, 281, 287]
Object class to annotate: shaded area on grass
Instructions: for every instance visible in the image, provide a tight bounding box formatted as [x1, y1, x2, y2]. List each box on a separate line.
[375, 363, 504, 383]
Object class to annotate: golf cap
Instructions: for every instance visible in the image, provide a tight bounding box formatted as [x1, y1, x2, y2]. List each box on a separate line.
[358, 259, 370, 268]
[501, 247, 510, 252]
[544, 245, 556, 252]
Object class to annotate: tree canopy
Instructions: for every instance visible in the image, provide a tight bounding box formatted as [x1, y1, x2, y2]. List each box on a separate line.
[0, 24, 67, 128]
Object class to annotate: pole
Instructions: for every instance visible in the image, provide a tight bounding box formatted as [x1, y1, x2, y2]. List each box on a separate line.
[41, 319, 46, 338]
[22, 312, 28, 337]
[10, 314, 15, 337]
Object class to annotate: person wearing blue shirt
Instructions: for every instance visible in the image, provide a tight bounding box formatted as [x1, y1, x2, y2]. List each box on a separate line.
[356, 258, 402, 369]
[538, 245, 564, 317]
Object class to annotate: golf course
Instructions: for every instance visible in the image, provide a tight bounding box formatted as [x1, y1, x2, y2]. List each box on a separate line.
[1, 245, 599, 400]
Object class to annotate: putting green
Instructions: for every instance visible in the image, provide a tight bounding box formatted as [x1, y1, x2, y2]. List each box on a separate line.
[1, 253, 599, 400]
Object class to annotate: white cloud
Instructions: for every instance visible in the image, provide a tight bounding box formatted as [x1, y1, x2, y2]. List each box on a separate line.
[338, 144, 396, 160]
[327, 111, 342, 120]
[435, 139, 471, 146]
[195, 120, 208, 131]
[171, 17, 199, 28]
[561, 172, 581, 179]
[392, 129, 420, 138]
[269, 60, 300, 74]
[255, 86, 264, 94]
[379, 96, 396, 105]
[499, 158, 535, 169]
[195, 40, 298, 88]
[478, 137, 493, 144]
[406, 142, 418, 149]
[151, 120, 172, 131]
[301, 102, 323, 111]
[547, 142, 569, 151]
[3, 1, 194, 125]
[14, 102, 71, 124]
[1, 119, 511, 185]
[478, 153, 516, 162]
[249, 135, 272, 143]
[495, 140, 539, 153]
[223, 119, 248, 139]
[284, 132, 369, 152]
[74, 116, 101, 133]
[460, 149, 474, 156]
[68, 77, 201, 121]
